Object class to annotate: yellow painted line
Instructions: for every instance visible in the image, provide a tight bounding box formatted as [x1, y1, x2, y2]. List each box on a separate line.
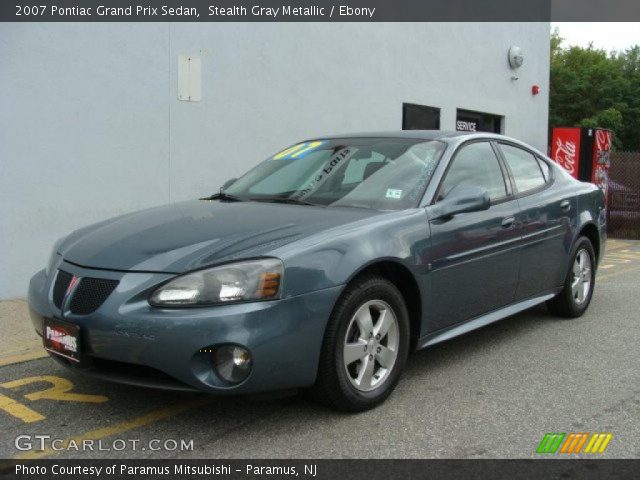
[604, 253, 639, 260]
[0, 393, 46, 423]
[606, 243, 629, 251]
[0, 339, 43, 354]
[600, 264, 614, 269]
[0, 350, 48, 368]
[598, 265, 640, 281]
[13, 395, 213, 460]
[1, 376, 108, 404]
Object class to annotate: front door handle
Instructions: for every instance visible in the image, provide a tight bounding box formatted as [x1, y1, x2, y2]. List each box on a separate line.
[501, 216, 515, 229]
[560, 199, 571, 211]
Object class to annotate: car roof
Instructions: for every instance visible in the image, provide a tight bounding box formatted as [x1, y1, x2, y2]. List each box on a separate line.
[307, 130, 512, 143]
[304, 130, 551, 159]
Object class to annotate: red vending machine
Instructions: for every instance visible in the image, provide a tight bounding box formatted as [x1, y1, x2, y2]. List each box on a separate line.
[550, 127, 613, 201]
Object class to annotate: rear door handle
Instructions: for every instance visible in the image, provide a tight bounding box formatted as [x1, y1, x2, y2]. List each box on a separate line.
[560, 199, 571, 211]
[501, 216, 515, 229]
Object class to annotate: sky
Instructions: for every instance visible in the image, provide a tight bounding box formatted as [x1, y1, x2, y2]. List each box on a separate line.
[551, 23, 640, 52]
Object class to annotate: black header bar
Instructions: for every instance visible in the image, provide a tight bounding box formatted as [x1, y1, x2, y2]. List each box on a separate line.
[2, 0, 640, 22]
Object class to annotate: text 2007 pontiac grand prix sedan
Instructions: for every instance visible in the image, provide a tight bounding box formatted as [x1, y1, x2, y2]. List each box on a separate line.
[29, 131, 605, 411]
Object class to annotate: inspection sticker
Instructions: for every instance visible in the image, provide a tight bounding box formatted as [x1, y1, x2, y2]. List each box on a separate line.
[386, 188, 403, 199]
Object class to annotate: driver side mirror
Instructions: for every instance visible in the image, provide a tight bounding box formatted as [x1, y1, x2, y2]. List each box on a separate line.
[221, 178, 237, 191]
[429, 184, 490, 220]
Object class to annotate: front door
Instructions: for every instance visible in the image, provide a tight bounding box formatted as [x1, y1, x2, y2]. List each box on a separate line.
[426, 141, 521, 332]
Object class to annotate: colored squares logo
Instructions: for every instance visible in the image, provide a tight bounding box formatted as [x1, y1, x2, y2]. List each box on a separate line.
[537, 432, 612, 454]
[537, 433, 565, 454]
[560, 433, 589, 454]
[584, 433, 613, 454]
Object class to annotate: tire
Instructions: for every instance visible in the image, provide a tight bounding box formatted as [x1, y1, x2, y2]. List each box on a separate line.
[311, 275, 410, 412]
[546, 236, 596, 318]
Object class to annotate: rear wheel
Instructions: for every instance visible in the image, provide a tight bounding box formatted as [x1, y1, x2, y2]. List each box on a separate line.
[547, 236, 596, 318]
[312, 275, 410, 412]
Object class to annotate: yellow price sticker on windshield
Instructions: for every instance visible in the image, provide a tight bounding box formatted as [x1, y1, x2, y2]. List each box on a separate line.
[273, 141, 324, 160]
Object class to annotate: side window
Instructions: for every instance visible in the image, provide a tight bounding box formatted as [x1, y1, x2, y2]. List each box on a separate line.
[500, 144, 546, 193]
[439, 142, 507, 202]
[537, 157, 551, 182]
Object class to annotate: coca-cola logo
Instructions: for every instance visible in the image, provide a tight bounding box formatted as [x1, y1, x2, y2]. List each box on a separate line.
[555, 137, 577, 175]
[595, 130, 611, 152]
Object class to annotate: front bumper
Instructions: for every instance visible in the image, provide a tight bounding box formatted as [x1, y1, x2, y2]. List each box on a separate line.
[28, 260, 342, 394]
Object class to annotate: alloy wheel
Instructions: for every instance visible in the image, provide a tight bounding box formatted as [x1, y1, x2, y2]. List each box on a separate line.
[343, 300, 399, 392]
[571, 249, 592, 305]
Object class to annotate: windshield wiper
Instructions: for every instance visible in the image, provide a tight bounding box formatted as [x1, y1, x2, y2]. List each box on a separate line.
[204, 191, 244, 202]
[255, 196, 320, 206]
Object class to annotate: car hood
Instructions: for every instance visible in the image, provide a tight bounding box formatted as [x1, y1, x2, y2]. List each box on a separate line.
[59, 199, 381, 272]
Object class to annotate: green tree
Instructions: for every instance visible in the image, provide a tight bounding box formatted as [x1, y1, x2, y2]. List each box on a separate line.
[550, 28, 640, 150]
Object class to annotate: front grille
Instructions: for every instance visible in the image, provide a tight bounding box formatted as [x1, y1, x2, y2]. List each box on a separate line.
[69, 277, 119, 315]
[52, 270, 73, 308]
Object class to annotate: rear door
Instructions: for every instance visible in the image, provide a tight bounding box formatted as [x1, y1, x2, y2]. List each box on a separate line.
[426, 141, 521, 331]
[496, 142, 574, 299]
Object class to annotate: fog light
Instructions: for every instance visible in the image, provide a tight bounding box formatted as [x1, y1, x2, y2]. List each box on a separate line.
[213, 345, 252, 384]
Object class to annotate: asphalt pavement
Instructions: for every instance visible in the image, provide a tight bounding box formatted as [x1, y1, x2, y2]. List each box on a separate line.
[1, 240, 639, 459]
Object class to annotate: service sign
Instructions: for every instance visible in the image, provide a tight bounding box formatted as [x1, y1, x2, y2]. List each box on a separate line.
[456, 117, 478, 132]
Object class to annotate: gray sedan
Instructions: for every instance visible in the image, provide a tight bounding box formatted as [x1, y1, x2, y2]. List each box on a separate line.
[28, 131, 605, 411]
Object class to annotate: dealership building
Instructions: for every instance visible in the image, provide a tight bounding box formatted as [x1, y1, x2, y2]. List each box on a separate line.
[0, 22, 550, 299]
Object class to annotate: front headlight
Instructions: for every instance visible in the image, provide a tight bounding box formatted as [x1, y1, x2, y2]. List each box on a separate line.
[149, 258, 283, 307]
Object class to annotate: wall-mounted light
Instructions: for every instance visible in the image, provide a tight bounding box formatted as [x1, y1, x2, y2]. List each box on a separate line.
[508, 46, 524, 69]
[508, 46, 524, 81]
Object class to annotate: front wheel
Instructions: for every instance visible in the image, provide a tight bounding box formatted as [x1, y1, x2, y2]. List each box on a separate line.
[311, 275, 410, 412]
[546, 236, 596, 318]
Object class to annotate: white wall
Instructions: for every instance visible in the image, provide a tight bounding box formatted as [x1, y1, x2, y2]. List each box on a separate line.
[0, 22, 550, 299]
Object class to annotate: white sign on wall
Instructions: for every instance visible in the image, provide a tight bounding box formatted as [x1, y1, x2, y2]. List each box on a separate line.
[177, 54, 202, 102]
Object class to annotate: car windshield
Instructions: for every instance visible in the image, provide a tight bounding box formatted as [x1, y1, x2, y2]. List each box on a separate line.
[224, 138, 446, 210]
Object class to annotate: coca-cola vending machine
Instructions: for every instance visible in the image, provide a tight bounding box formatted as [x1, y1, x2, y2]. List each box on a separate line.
[550, 127, 613, 202]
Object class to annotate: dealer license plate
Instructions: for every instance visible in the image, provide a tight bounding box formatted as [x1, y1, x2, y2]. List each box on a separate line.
[43, 317, 81, 362]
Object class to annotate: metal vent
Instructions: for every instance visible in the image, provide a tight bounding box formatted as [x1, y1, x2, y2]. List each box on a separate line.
[52, 270, 73, 309]
[68, 278, 119, 315]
